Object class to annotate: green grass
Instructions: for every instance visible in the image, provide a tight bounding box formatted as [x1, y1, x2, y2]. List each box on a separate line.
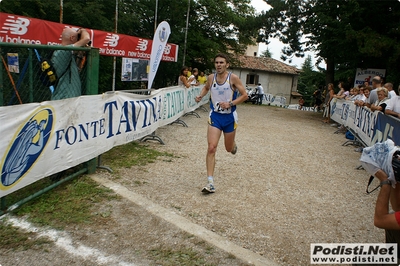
[11, 176, 118, 229]
[0, 221, 52, 250]
[150, 246, 215, 266]
[101, 141, 175, 171]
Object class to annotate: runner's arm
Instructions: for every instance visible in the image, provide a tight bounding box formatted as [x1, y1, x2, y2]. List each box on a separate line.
[195, 74, 213, 102]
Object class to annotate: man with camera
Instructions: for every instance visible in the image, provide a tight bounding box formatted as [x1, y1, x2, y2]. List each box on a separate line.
[51, 27, 91, 100]
[361, 141, 400, 261]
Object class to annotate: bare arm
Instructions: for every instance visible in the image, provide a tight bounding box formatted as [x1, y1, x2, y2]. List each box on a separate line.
[180, 75, 191, 88]
[370, 104, 382, 112]
[374, 170, 400, 230]
[230, 74, 248, 106]
[74, 28, 90, 47]
[195, 74, 213, 102]
[385, 108, 400, 118]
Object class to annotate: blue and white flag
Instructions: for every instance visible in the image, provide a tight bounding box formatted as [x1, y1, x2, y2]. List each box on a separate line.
[148, 21, 171, 90]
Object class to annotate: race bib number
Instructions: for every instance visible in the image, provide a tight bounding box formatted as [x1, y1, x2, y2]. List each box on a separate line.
[213, 101, 231, 114]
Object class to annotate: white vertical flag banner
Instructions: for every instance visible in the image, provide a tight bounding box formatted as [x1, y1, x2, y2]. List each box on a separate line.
[148, 21, 171, 90]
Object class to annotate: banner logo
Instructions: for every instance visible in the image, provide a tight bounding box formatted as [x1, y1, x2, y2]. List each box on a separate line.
[136, 39, 148, 51]
[159, 27, 167, 42]
[103, 33, 119, 47]
[0, 15, 30, 35]
[1, 107, 54, 189]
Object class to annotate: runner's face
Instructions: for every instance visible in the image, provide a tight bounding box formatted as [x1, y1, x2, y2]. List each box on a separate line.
[214, 57, 228, 74]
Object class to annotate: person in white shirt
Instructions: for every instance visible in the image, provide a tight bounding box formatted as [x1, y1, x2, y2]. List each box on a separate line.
[256, 83, 264, 105]
[384, 83, 397, 99]
[385, 86, 400, 119]
[189, 68, 200, 86]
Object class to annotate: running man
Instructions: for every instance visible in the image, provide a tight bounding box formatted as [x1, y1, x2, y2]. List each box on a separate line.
[195, 53, 248, 193]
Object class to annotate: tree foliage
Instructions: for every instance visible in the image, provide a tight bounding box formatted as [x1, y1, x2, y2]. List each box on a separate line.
[0, 0, 259, 91]
[260, 0, 400, 85]
[297, 55, 324, 106]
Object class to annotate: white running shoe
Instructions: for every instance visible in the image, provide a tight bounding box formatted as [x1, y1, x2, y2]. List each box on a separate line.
[202, 183, 215, 193]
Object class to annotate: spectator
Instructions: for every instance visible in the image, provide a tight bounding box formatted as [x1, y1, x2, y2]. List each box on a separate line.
[256, 83, 264, 105]
[347, 87, 359, 101]
[178, 66, 194, 88]
[51, 27, 91, 100]
[189, 68, 200, 86]
[370, 87, 389, 113]
[198, 71, 207, 85]
[187, 66, 192, 78]
[359, 140, 400, 261]
[355, 86, 372, 107]
[384, 83, 397, 99]
[333, 82, 350, 100]
[367, 76, 382, 106]
[322, 83, 335, 123]
[298, 97, 305, 110]
[355, 86, 366, 102]
[385, 86, 400, 119]
[313, 87, 323, 111]
[345, 87, 356, 101]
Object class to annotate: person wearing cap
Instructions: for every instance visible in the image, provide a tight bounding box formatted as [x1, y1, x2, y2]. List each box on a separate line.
[256, 83, 264, 105]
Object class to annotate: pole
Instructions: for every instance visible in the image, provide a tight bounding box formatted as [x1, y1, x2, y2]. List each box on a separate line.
[182, 0, 190, 67]
[112, 0, 118, 91]
[60, 0, 63, 23]
[154, 0, 158, 33]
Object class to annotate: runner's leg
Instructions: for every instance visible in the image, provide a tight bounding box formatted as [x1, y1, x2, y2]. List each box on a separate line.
[224, 130, 236, 152]
[207, 125, 222, 177]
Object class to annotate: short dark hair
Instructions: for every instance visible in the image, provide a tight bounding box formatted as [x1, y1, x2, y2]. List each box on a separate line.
[214, 53, 230, 64]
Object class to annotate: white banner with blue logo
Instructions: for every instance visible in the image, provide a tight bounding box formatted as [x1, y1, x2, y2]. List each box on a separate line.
[330, 99, 400, 147]
[0, 85, 208, 197]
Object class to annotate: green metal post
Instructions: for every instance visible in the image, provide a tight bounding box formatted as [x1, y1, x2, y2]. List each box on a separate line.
[28, 48, 33, 103]
[86, 48, 99, 96]
[85, 48, 100, 174]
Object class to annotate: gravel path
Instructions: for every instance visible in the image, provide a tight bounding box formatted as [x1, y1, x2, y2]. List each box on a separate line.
[1, 103, 383, 266]
[100, 103, 383, 265]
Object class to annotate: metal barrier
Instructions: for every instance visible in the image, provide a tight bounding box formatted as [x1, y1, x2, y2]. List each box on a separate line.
[0, 42, 99, 215]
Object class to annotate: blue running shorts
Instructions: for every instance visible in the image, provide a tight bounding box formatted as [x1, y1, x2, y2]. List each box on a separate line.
[208, 111, 238, 133]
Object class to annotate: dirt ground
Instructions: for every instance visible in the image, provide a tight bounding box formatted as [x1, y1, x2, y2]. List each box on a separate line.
[0, 103, 384, 266]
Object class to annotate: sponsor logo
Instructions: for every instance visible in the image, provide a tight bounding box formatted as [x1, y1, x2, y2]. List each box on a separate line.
[103, 33, 119, 47]
[159, 27, 167, 42]
[164, 44, 171, 55]
[0, 15, 30, 35]
[1, 107, 54, 189]
[136, 39, 148, 51]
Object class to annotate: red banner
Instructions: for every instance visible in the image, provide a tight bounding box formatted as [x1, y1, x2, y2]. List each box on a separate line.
[0, 12, 179, 62]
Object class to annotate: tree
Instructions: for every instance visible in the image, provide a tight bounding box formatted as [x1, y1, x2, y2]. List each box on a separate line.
[297, 55, 324, 106]
[260, 48, 272, 58]
[259, 0, 400, 86]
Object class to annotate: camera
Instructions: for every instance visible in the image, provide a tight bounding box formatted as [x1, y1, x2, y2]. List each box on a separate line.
[393, 151, 400, 182]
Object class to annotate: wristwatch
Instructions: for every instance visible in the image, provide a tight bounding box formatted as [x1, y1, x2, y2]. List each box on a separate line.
[380, 180, 391, 187]
[229, 101, 234, 107]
